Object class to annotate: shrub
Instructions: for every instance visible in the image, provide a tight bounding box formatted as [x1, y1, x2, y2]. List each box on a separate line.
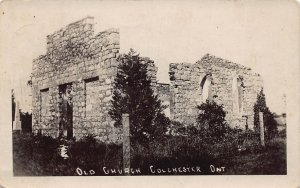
[196, 100, 230, 142]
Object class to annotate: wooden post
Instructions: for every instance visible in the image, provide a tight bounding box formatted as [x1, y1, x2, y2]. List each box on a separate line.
[122, 114, 130, 175]
[259, 112, 265, 147]
[242, 115, 248, 130]
[13, 101, 22, 133]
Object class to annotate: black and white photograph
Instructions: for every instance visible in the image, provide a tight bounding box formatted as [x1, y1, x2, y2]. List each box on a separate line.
[0, 0, 299, 187]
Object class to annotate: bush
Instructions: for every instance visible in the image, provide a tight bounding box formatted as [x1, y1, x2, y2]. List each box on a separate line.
[196, 100, 231, 143]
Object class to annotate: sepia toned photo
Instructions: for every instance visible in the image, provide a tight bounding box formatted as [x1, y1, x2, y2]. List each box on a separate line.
[1, 0, 299, 187]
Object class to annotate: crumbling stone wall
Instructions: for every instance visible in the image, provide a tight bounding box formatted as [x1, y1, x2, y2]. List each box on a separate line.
[156, 83, 172, 118]
[139, 59, 172, 118]
[32, 17, 263, 142]
[169, 54, 263, 129]
[32, 17, 122, 142]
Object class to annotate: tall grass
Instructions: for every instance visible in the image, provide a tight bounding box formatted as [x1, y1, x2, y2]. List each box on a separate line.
[13, 129, 286, 175]
[13, 133, 122, 176]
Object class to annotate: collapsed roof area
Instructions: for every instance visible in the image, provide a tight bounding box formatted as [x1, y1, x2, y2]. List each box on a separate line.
[31, 17, 263, 141]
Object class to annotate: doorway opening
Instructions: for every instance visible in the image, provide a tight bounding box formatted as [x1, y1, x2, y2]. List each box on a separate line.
[59, 83, 73, 139]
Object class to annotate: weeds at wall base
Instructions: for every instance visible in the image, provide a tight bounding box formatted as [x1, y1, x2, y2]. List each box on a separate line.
[13, 130, 286, 175]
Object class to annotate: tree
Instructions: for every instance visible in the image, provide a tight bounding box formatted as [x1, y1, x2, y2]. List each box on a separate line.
[109, 49, 169, 143]
[196, 100, 229, 139]
[20, 112, 32, 133]
[254, 89, 278, 139]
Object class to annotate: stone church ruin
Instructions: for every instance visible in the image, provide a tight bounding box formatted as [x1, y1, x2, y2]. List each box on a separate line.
[31, 17, 263, 142]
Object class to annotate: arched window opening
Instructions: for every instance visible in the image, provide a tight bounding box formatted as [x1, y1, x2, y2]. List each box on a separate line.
[200, 75, 212, 104]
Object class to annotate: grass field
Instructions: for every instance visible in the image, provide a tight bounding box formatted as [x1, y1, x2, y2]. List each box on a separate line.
[219, 137, 286, 175]
[13, 131, 286, 176]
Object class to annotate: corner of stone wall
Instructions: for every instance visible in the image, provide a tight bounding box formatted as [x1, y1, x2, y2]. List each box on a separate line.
[31, 17, 123, 142]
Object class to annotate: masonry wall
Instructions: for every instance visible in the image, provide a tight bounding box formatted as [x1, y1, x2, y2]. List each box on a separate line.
[169, 54, 263, 129]
[32, 17, 263, 141]
[156, 83, 172, 118]
[32, 17, 122, 142]
[141, 60, 172, 118]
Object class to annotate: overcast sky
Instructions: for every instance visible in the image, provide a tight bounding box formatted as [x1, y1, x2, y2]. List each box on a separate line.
[1, 0, 299, 114]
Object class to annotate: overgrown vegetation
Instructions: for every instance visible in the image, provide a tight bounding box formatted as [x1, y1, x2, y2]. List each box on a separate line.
[109, 49, 170, 143]
[13, 133, 122, 176]
[13, 130, 286, 175]
[20, 112, 32, 133]
[196, 100, 230, 141]
[12, 88, 32, 133]
[254, 89, 278, 139]
[13, 96, 286, 175]
[13, 51, 285, 176]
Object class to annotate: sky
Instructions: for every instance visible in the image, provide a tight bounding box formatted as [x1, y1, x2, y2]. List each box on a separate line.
[0, 0, 299, 114]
